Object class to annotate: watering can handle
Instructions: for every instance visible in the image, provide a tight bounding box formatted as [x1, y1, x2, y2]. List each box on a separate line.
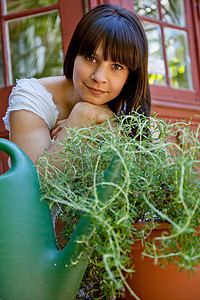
[0, 138, 33, 175]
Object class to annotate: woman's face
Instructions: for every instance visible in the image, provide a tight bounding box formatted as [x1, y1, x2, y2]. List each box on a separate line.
[72, 44, 129, 105]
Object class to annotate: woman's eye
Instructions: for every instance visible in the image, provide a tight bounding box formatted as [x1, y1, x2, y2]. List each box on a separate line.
[86, 56, 96, 63]
[112, 64, 123, 70]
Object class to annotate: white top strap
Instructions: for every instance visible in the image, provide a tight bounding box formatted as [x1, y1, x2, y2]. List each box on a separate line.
[3, 78, 59, 131]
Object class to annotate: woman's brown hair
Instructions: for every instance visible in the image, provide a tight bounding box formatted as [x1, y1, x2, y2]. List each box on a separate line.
[64, 4, 151, 119]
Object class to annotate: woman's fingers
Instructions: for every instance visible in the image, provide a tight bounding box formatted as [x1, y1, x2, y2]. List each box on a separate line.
[51, 119, 68, 139]
[51, 102, 115, 139]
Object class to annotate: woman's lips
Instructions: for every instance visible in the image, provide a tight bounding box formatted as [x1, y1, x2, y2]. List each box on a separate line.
[85, 84, 106, 95]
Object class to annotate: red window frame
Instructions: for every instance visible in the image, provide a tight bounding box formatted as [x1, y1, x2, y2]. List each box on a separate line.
[0, 0, 83, 173]
[89, 0, 200, 122]
[0, 0, 83, 133]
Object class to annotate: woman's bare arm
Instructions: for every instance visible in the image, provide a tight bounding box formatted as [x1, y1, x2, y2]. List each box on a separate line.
[9, 102, 114, 166]
[10, 110, 52, 164]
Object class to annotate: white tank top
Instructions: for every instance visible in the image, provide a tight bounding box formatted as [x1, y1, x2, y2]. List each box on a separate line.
[3, 78, 59, 131]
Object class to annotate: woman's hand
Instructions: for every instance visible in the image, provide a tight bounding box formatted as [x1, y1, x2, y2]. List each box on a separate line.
[67, 102, 114, 126]
[51, 102, 115, 139]
[51, 119, 68, 140]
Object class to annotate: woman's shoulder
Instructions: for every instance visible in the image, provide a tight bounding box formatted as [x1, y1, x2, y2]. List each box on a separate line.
[11, 76, 68, 107]
[9, 77, 55, 104]
[38, 75, 68, 99]
[38, 75, 72, 118]
[12, 77, 53, 98]
[4, 77, 60, 131]
[38, 75, 66, 85]
[12, 75, 66, 95]
[13, 77, 41, 89]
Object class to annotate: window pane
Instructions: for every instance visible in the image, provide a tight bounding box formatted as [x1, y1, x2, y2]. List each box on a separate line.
[134, 0, 159, 19]
[0, 32, 4, 87]
[161, 0, 186, 27]
[8, 11, 63, 85]
[144, 22, 166, 86]
[164, 28, 193, 90]
[5, 0, 58, 14]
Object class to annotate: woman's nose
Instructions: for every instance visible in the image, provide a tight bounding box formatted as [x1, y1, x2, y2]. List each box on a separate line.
[90, 65, 108, 84]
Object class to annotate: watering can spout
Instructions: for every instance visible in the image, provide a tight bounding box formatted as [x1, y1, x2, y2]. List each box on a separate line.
[0, 138, 124, 299]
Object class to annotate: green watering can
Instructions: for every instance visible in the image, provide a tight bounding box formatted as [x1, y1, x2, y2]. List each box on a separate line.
[0, 138, 124, 300]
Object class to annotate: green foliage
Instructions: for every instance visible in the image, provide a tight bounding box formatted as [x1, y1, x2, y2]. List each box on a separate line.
[6, 0, 57, 14]
[9, 11, 63, 83]
[38, 113, 200, 299]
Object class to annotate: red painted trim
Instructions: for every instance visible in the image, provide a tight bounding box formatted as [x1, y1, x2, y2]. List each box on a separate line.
[181, 0, 200, 98]
[150, 85, 198, 102]
[0, 86, 12, 135]
[152, 99, 200, 112]
[89, 0, 134, 10]
[0, 0, 9, 85]
[0, 1, 60, 87]
[105, 0, 134, 10]
[59, 0, 84, 56]
[191, 0, 200, 95]
[124, 0, 199, 97]
[160, 24, 170, 86]
[2, 3, 60, 20]
[1, 20, 10, 86]
[0, 131, 9, 139]
[151, 102, 200, 127]
[117, 0, 134, 11]
[141, 16, 189, 32]
[89, 0, 101, 9]
[0, 151, 9, 175]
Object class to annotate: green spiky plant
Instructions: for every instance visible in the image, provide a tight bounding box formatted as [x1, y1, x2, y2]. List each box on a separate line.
[38, 112, 200, 299]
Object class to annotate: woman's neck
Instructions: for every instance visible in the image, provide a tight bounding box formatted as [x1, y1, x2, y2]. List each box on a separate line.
[38, 75, 82, 120]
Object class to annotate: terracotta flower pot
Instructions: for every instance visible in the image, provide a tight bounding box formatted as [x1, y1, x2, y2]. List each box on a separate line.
[118, 223, 200, 300]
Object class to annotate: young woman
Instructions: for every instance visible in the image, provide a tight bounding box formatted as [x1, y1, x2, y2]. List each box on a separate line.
[3, 4, 151, 166]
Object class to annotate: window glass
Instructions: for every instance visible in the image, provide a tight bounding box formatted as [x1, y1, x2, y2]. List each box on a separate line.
[135, 0, 193, 91]
[8, 11, 63, 85]
[164, 27, 193, 90]
[0, 33, 4, 87]
[144, 22, 166, 85]
[5, 0, 58, 14]
[161, 0, 186, 27]
[134, 0, 159, 19]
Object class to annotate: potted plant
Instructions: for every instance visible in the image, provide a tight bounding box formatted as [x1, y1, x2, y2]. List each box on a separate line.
[38, 112, 200, 300]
